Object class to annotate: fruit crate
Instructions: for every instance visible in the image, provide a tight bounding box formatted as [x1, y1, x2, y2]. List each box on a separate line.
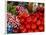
[7, 1, 44, 33]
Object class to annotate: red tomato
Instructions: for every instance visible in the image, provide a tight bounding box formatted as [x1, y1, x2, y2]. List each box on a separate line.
[39, 25, 44, 31]
[31, 24, 37, 30]
[36, 20, 41, 26]
[21, 28, 27, 33]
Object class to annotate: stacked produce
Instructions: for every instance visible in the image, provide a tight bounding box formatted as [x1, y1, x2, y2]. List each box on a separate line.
[7, 2, 44, 33]
[18, 12, 44, 32]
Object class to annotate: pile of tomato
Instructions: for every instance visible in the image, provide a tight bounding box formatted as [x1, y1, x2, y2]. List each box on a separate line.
[17, 12, 44, 32]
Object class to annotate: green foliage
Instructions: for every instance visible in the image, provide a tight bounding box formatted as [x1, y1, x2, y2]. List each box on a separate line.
[7, 4, 17, 15]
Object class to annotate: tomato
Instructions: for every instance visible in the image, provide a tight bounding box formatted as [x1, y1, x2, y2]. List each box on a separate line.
[36, 20, 41, 26]
[31, 24, 37, 30]
[39, 25, 44, 31]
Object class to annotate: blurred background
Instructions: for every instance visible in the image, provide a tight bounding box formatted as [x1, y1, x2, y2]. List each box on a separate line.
[7, 1, 44, 15]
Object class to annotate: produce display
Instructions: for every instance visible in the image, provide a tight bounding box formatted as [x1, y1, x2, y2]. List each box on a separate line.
[7, 1, 44, 33]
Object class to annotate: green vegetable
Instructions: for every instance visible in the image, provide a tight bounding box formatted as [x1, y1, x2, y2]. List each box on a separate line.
[7, 3, 17, 15]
